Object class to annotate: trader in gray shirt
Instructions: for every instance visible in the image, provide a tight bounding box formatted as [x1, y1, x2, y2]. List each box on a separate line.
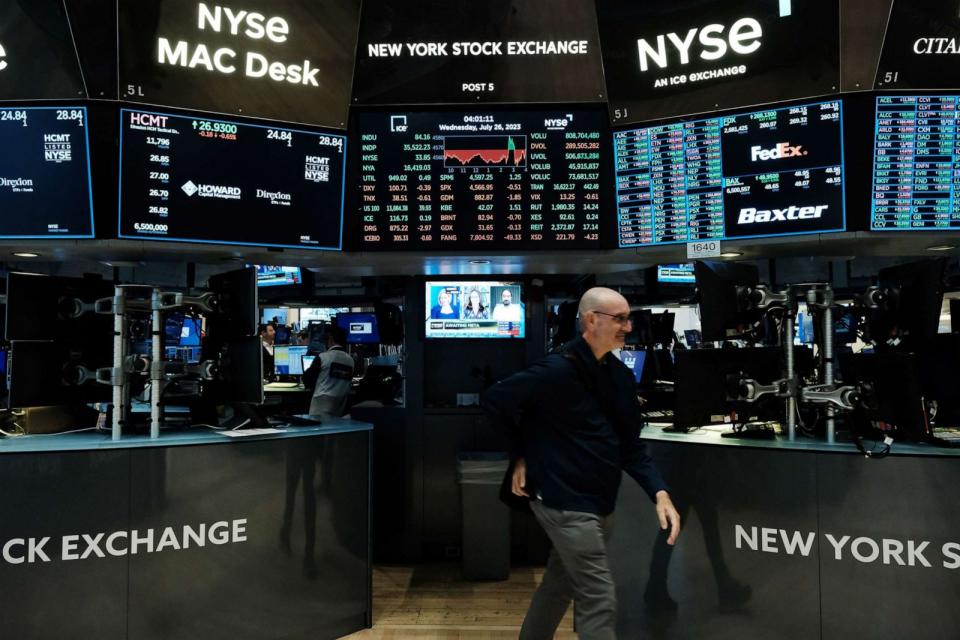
[308, 325, 355, 417]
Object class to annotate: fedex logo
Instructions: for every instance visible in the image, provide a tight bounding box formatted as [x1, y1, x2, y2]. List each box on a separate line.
[751, 142, 807, 161]
[738, 205, 828, 224]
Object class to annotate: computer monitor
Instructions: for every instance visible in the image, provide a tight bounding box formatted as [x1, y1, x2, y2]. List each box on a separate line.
[649, 312, 676, 346]
[262, 307, 289, 325]
[684, 330, 702, 348]
[337, 312, 381, 344]
[275, 325, 292, 345]
[695, 261, 762, 342]
[302, 354, 317, 372]
[873, 259, 946, 347]
[839, 351, 926, 440]
[164, 313, 202, 347]
[8, 340, 112, 408]
[275, 345, 308, 375]
[674, 347, 782, 431]
[207, 268, 258, 340]
[619, 349, 647, 384]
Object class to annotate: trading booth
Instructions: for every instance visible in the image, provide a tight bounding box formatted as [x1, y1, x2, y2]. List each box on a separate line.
[2, 1, 960, 639]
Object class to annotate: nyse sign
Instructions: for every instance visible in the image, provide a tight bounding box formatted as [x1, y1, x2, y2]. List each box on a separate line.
[597, 0, 839, 125]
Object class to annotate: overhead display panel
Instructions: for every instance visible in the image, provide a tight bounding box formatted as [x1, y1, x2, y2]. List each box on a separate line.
[875, 0, 960, 90]
[355, 108, 611, 250]
[872, 95, 960, 231]
[615, 100, 845, 247]
[0, 106, 94, 238]
[596, 0, 840, 126]
[353, 0, 605, 105]
[117, 0, 361, 127]
[118, 108, 346, 249]
[0, 1, 86, 100]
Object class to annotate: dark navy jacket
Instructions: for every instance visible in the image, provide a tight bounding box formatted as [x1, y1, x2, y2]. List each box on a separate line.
[482, 337, 667, 516]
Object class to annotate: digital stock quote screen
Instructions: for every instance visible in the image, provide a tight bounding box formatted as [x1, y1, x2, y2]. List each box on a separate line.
[873, 95, 960, 231]
[0, 106, 94, 238]
[355, 109, 611, 250]
[118, 109, 347, 249]
[615, 100, 846, 247]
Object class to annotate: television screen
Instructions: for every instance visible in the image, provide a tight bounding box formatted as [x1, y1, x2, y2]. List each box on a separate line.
[355, 108, 611, 249]
[261, 308, 289, 325]
[274, 345, 309, 375]
[657, 264, 695, 284]
[873, 95, 960, 231]
[336, 312, 381, 344]
[256, 265, 303, 287]
[118, 108, 347, 249]
[618, 349, 647, 383]
[616, 100, 845, 247]
[0, 106, 94, 238]
[425, 281, 525, 339]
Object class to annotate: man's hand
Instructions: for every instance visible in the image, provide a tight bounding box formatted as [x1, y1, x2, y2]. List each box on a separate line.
[512, 458, 530, 497]
[655, 490, 681, 545]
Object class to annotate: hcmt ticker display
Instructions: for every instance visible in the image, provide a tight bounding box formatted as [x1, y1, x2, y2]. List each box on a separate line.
[119, 109, 347, 250]
[615, 100, 846, 247]
[356, 109, 611, 250]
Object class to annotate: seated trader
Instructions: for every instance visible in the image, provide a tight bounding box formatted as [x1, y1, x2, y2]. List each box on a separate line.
[491, 288, 522, 322]
[308, 325, 355, 418]
[483, 287, 680, 640]
[260, 323, 276, 381]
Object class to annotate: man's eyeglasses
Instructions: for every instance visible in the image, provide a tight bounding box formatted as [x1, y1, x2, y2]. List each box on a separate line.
[591, 311, 633, 326]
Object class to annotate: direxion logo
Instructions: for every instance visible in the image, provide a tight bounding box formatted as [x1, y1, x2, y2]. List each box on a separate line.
[738, 205, 828, 224]
[0, 177, 33, 192]
[181, 180, 241, 200]
[750, 141, 807, 161]
[0, 42, 7, 71]
[256, 188, 292, 206]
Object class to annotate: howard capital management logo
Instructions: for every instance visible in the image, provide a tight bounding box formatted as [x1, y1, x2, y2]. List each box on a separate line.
[181, 180, 241, 200]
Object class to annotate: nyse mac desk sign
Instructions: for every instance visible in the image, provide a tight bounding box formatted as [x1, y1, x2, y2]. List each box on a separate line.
[876, 0, 960, 89]
[615, 100, 845, 247]
[118, 109, 347, 250]
[0, 1, 85, 99]
[596, 0, 840, 125]
[118, 0, 360, 127]
[353, 0, 605, 104]
[0, 106, 94, 238]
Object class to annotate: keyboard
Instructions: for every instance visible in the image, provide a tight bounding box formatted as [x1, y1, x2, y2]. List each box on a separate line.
[265, 382, 301, 389]
[642, 409, 674, 420]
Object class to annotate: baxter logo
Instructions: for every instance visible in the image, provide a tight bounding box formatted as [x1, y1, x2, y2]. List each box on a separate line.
[738, 205, 828, 225]
[181, 180, 198, 196]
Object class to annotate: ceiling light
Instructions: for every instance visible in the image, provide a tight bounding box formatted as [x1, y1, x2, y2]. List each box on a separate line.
[927, 245, 956, 252]
[470, 259, 491, 264]
[719, 251, 743, 258]
[12, 252, 39, 258]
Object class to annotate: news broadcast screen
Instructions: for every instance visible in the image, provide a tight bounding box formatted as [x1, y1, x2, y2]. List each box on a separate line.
[256, 265, 303, 287]
[118, 108, 347, 249]
[615, 99, 845, 247]
[425, 281, 525, 339]
[355, 108, 611, 250]
[657, 264, 695, 284]
[0, 106, 94, 238]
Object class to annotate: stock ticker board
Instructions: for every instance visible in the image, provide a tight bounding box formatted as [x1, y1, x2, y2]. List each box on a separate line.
[873, 96, 960, 231]
[355, 109, 612, 250]
[118, 108, 347, 250]
[615, 100, 846, 247]
[0, 106, 94, 238]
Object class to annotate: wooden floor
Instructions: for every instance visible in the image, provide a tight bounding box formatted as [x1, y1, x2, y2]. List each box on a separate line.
[342, 564, 576, 639]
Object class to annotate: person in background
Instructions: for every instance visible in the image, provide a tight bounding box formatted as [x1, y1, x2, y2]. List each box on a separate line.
[491, 288, 523, 322]
[430, 289, 459, 320]
[308, 325, 355, 418]
[260, 323, 276, 381]
[463, 289, 490, 320]
[483, 287, 681, 640]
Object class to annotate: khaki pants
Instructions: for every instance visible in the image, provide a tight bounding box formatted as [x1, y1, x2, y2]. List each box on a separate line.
[521, 500, 617, 640]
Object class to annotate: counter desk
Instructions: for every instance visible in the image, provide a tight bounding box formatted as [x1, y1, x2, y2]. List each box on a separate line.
[611, 425, 960, 640]
[0, 418, 372, 640]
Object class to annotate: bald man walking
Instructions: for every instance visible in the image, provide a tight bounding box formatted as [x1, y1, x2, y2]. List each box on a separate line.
[483, 287, 681, 639]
